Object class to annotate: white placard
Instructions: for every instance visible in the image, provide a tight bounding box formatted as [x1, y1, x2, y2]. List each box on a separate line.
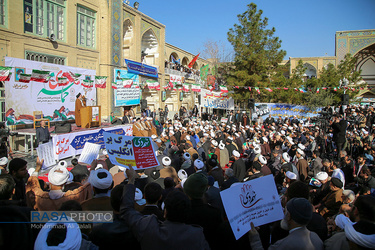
[36, 141, 57, 169]
[220, 175, 284, 240]
[78, 142, 101, 164]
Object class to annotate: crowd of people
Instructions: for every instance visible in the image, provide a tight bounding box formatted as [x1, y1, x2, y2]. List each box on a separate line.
[1, 103, 375, 249]
[164, 60, 201, 77]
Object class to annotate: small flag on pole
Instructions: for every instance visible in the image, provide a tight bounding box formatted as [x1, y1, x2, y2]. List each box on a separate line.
[220, 85, 228, 93]
[95, 76, 107, 88]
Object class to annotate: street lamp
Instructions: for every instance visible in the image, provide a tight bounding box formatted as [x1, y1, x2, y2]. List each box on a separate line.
[134, 2, 139, 9]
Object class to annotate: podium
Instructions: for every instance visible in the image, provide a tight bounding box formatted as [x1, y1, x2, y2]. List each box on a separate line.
[81, 106, 101, 128]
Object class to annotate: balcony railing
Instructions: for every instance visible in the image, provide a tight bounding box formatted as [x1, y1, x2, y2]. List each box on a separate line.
[165, 68, 200, 82]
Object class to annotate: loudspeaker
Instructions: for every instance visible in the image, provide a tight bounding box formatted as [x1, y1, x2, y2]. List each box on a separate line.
[342, 94, 349, 105]
[248, 99, 255, 109]
[140, 99, 147, 110]
[55, 122, 71, 134]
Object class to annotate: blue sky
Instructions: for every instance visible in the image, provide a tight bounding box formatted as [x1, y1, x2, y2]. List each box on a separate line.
[135, 0, 375, 59]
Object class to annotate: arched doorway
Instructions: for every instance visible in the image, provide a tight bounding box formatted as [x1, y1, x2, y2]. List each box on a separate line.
[123, 19, 133, 62]
[355, 43, 375, 85]
[141, 29, 159, 65]
[303, 63, 317, 78]
[169, 52, 179, 63]
[181, 57, 189, 66]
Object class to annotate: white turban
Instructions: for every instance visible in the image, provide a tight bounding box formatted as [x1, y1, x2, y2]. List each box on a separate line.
[345, 222, 375, 248]
[285, 171, 297, 180]
[262, 137, 268, 143]
[183, 152, 191, 161]
[89, 168, 113, 189]
[297, 148, 305, 156]
[162, 157, 171, 166]
[232, 150, 240, 158]
[0, 157, 8, 165]
[185, 135, 190, 140]
[58, 160, 68, 168]
[254, 147, 261, 155]
[259, 155, 267, 165]
[194, 159, 204, 169]
[298, 143, 306, 150]
[282, 152, 291, 163]
[218, 142, 225, 150]
[34, 216, 82, 250]
[178, 169, 188, 180]
[48, 165, 69, 186]
[211, 140, 218, 147]
[316, 172, 328, 181]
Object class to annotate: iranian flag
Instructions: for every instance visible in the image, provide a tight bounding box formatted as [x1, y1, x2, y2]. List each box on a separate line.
[0, 66, 12, 81]
[82, 80, 93, 88]
[316, 88, 320, 93]
[122, 79, 133, 88]
[191, 84, 201, 92]
[146, 80, 160, 89]
[57, 77, 69, 86]
[31, 69, 50, 82]
[95, 76, 107, 88]
[183, 83, 190, 92]
[208, 85, 214, 91]
[283, 87, 288, 90]
[334, 87, 337, 92]
[220, 85, 228, 93]
[265, 87, 273, 92]
[19, 74, 31, 83]
[255, 87, 260, 94]
[111, 82, 119, 89]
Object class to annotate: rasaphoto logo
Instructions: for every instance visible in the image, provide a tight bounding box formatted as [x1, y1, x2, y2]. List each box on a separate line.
[239, 184, 262, 208]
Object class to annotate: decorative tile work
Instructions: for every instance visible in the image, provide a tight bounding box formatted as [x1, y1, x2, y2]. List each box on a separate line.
[123, 10, 135, 24]
[303, 60, 318, 69]
[337, 30, 375, 37]
[323, 59, 336, 67]
[337, 38, 348, 62]
[141, 20, 160, 41]
[350, 38, 375, 55]
[111, 0, 121, 66]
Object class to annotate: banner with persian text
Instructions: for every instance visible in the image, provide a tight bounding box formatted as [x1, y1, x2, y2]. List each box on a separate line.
[200, 89, 235, 110]
[5, 57, 96, 125]
[253, 103, 323, 120]
[52, 124, 133, 161]
[103, 132, 159, 170]
[114, 69, 140, 107]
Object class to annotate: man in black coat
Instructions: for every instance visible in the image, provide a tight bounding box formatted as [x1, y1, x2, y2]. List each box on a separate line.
[331, 115, 347, 155]
[232, 150, 247, 181]
[184, 173, 223, 250]
[225, 138, 237, 158]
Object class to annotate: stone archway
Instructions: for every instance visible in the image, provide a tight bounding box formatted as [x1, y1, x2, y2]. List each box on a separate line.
[141, 29, 159, 65]
[355, 42, 375, 85]
[181, 57, 189, 66]
[169, 52, 179, 62]
[303, 63, 317, 78]
[123, 19, 134, 62]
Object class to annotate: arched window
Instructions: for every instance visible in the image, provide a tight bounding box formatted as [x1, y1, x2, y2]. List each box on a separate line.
[141, 29, 158, 65]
